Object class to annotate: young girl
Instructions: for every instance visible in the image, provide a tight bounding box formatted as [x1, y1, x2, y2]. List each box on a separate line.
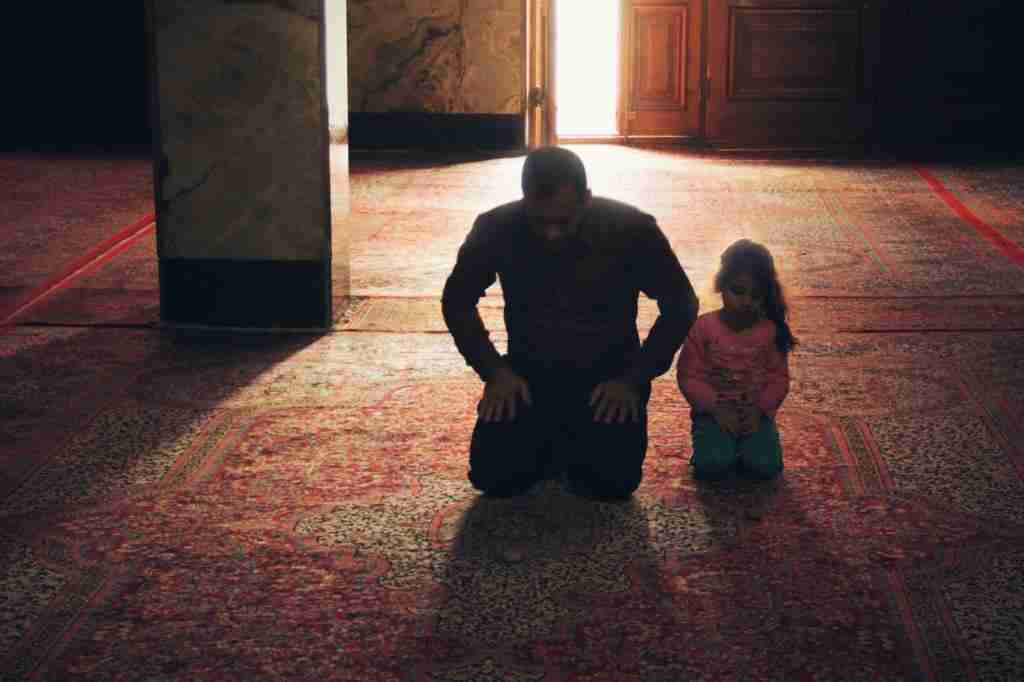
[676, 239, 797, 481]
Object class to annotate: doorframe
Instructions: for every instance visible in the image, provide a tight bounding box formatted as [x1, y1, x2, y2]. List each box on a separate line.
[525, 0, 709, 146]
[524, 0, 557, 148]
[698, 0, 708, 141]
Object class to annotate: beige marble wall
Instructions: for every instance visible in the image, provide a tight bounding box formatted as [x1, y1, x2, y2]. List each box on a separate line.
[348, 0, 522, 114]
[151, 0, 330, 262]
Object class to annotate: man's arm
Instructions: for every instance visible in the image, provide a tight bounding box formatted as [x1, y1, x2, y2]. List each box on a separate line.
[441, 215, 509, 382]
[621, 217, 700, 387]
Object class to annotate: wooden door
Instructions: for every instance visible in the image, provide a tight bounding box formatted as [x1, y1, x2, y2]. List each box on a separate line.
[621, 0, 703, 141]
[704, 0, 880, 147]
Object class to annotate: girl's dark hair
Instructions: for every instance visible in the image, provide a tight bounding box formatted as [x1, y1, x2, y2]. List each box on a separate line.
[714, 239, 798, 354]
[521, 146, 588, 199]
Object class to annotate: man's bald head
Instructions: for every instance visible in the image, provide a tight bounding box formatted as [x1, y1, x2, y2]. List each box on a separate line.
[521, 146, 588, 201]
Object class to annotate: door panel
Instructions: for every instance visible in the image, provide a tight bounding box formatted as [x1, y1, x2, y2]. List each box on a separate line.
[622, 0, 702, 139]
[633, 8, 685, 107]
[729, 8, 860, 99]
[706, 0, 879, 146]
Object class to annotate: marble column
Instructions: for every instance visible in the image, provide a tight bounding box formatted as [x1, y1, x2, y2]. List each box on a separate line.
[147, 0, 340, 328]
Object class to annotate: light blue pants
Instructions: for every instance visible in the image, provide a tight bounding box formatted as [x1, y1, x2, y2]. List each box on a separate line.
[690, 414, 784, 481]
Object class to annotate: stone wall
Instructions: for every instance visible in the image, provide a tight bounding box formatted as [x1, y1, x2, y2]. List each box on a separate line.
[347, 0, 523, 114]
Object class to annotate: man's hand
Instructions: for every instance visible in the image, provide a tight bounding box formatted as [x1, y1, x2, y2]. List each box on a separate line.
[478, 367, 532, 422]
[590, 379, 642, 424]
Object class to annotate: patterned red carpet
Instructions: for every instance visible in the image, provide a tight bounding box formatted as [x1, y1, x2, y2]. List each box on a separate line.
[1, 147, 1023, 680]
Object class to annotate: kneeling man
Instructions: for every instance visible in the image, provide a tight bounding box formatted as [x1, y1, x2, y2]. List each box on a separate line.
[442, 146, 698, 500]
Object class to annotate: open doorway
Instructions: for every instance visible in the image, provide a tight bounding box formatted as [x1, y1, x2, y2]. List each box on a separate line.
[528, 0, 704, 147]
[554, 0, 621, 139]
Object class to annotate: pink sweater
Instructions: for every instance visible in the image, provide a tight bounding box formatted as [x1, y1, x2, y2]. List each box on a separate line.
[676, 310, 790, 419]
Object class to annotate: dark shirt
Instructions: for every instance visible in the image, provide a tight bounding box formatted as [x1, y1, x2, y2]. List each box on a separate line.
[441, 196, 699, 385]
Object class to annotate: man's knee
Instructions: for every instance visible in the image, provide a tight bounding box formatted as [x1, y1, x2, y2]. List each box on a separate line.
[468, 469, 538, 497]
[470, 413, 535, 460]
[567, 469, 641, 500]
[567, 432, 645, 499]
[468, 453, 543, 497]
[468, 416, 547, 496]
[566, 418, 646, 498]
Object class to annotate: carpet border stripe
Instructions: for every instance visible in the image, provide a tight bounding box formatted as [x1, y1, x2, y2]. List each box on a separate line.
[0, 213, 156, 327]
[914, 165, 1024, 270]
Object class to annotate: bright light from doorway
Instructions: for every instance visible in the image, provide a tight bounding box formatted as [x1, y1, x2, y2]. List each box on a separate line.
[555, 0, 620, 137]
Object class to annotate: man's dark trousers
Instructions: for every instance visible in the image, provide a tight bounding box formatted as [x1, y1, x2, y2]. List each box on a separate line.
[468, 355, 651, 500]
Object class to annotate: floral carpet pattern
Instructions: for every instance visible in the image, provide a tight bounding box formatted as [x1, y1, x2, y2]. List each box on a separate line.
[1, 148, 1023, 680]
